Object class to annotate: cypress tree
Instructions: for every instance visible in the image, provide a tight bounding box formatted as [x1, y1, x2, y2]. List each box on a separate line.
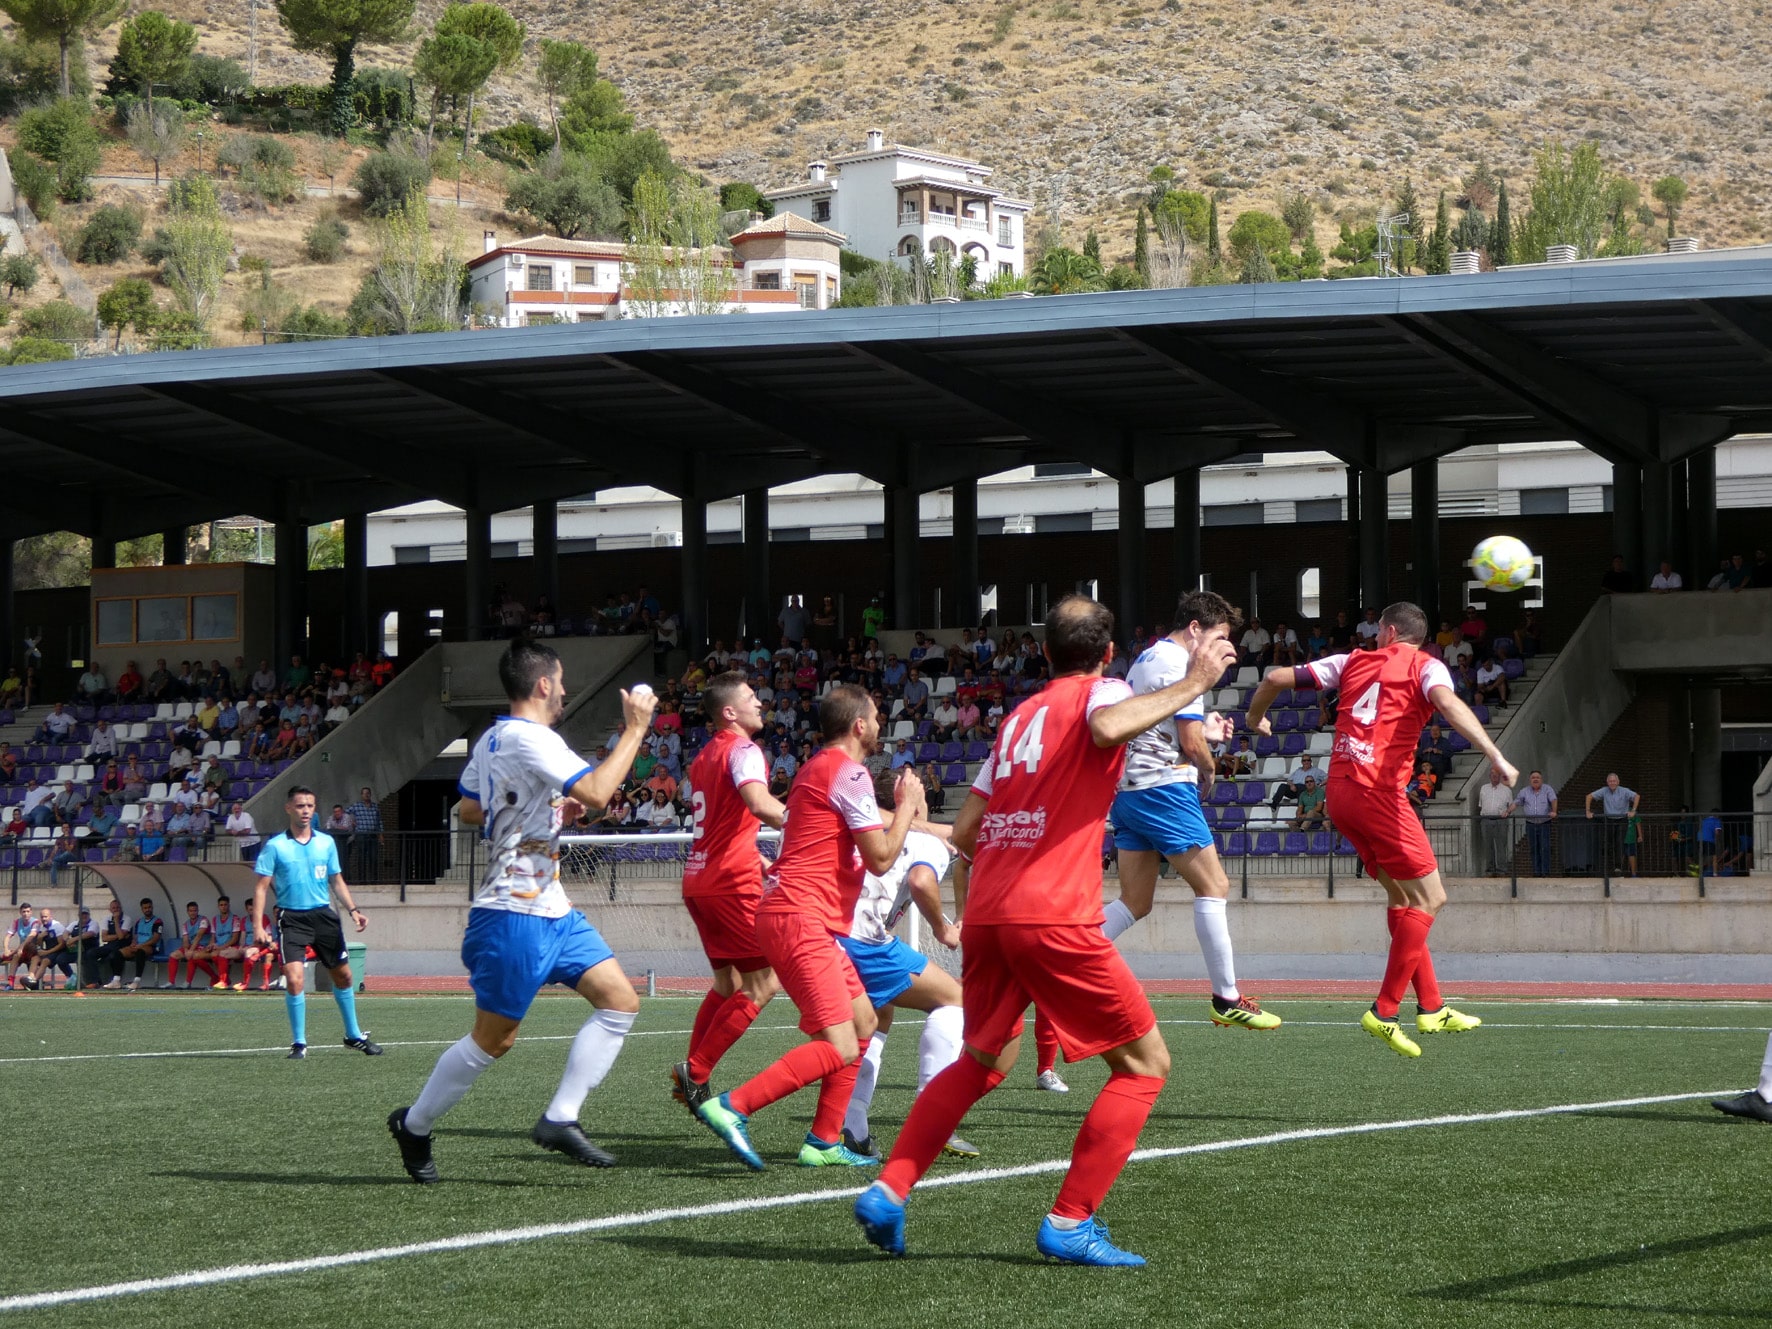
[1133, 208, 1149, 286]
[1490, 178, 1511, 267]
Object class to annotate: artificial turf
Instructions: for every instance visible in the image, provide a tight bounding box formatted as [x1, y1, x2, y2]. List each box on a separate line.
[2, 992, 1769, 1328]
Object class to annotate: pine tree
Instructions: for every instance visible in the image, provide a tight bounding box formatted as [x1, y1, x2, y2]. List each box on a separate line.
[1426, 190, 1451, 275]
[1133, 208, 1150, 286]
[1490, 178, 1511, 267]
[1392, 176, 1420, 272]
[1082, 229, 1101, 267]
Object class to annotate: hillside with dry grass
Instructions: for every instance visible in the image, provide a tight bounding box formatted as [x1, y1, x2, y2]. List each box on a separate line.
[5, 0, 1771, 346]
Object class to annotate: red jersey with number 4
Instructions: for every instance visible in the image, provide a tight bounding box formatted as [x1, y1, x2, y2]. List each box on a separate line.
[1300, 646, 1452, 793]
[964, 673, 1134, 926]
[682, 729, 770, 899]
[757, 746, 883, 933]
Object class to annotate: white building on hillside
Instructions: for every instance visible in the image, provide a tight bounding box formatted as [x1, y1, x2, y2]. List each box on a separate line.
[764, 129, 1031, 279]
[464, 214, 846, 326]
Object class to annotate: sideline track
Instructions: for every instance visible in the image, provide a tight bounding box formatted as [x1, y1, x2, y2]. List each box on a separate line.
[0, 1089, 1740, 1312]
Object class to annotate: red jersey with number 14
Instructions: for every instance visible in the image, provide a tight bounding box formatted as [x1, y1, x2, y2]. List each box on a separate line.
[682, 728, 770, 899]
[964, 673, 1133, 927]
[756, 746, 882, 933]
[1300, 645, 1452, 793]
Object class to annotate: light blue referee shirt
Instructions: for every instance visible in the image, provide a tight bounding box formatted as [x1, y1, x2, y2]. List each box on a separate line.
[255, 831, 341, 911]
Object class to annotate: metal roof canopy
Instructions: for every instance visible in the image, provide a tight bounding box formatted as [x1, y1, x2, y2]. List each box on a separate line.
[4, 247, 1772, 540]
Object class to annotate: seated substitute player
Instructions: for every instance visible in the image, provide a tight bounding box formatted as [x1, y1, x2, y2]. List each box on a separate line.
[694, 685, 925, 1170]
[252, 786, 380, 1059]
[389, 639, 658, 1183]
[1105, 590, 1279, 1031]
[855, 594, 1237, 1267]
[164, 901, 217, 989]
[839, 772, 975, 1160]
[201, 896, 248, 990]
[671, 671, 787, 1111]
[1246, 600, 1516, 1058]
[240, 905, 280, 992]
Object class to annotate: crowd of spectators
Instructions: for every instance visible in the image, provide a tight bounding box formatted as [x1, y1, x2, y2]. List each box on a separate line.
[1604, 549, 1767, 594]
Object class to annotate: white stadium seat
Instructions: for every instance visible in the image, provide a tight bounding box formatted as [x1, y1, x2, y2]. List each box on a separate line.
[1234, 666, 1259, 687]
[1306, 732, 1333, 755]
[933, 676, 957, 696]
[75, 764, 94, 783]
[148, 782, 169, 803]
[119, 804, 142, 824]
[1259, 757, 1289, 778]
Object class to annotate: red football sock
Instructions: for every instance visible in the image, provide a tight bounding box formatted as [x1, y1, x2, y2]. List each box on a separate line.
[1387, 907, 1442, 1009]
[685, 990, 723, 1063]
[214, 958, 231, 988]
[1035, 1010, 1059, 1075]
[195, 959, 218, 985]
[881, 1053, 1004, 1199]
[727, 1040, 846, 1117]
[810, 1053, 863, 1142]
[1376, 907, 1435, 1018]
[688, 992, 760, 1083]
[1052, 1072, 1165, 1220]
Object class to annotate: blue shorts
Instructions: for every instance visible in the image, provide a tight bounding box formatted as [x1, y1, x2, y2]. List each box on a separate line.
[462, 907, 615, 1021]
[836, 935, 929, 1009]
[1111, 782, 1214, 856]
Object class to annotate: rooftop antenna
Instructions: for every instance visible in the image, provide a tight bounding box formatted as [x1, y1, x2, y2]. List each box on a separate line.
[1376, 211, 1410, 277]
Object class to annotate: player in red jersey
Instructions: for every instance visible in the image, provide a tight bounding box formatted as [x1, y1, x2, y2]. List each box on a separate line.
[1246, 601, 1516, 1058]
[855, 596, 1236, 1266]
[671, 672, 787, 1110]
[695, 684, 924, 1169]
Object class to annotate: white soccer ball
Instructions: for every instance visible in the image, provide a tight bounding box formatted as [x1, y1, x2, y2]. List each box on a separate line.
[1471, 535, 1535, 592]
[629, 682, 654, 698]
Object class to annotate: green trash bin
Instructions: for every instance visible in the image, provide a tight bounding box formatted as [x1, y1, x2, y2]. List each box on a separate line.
[314, 941, 368, 993]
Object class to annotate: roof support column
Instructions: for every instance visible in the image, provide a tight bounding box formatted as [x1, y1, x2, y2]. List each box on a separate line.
[1610, 463, 1641, 586]
[680, 492, 708, 658]
[1692, 685, 1722, 815]
[951, 477, 979, 631]
[1358, 465, 1387, 612]
[532, 499, 559, 626]
[90, 535, 115, 571]
[743, 489, 770, 645]
[0, 536, 14, 681]
[274, 516, 307, 667]
[1117, 475, 1147, 642]
[463, 507, 491, 642]
[1343, 466, 1362, 614]
[1171, 466, 1201, 607]
[1686, 446, 1717, 588]
[161, 527, 186, 566]
[1640, 458, 1673, 588]
[343, 513, 368, 660]
[1410, 459, 1440, 627]
[890, 485, 921, 630]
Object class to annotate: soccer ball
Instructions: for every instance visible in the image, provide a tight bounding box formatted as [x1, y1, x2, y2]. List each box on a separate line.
[1470, 535, 1536, 592]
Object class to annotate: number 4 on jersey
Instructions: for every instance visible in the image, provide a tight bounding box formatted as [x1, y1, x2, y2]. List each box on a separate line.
[995, 706, 1048, 778]
[1348, 681, 1381, 726]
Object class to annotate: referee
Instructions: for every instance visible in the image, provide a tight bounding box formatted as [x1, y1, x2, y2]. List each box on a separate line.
[253, 784, 382, 1060]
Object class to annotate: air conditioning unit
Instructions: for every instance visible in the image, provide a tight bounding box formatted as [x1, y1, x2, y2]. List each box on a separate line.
[652, 530, 683, 547]
[1001, 515, 1035, 535]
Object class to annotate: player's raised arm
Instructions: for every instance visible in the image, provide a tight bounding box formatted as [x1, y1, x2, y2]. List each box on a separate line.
[853, 767, 925, 874]
[566, 687, 659, 811]
[1426, 684, 1517, 787]
[1246, 665, 1311, 735]
[1178, 716, 1218, 798]
[737, 781, 787, 829]
[1090, 636, 1237, 748]
[905, 862, 960, 949]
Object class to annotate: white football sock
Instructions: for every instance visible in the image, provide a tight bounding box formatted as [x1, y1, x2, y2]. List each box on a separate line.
[918, 1005, 965, 1090]
[844, 1032, 888, 1141]
[1758, 1030, 1772, 1100]
[406, 1034, 496, 1136]
[1102, 898, 1138, 942]
[1193, 896, 1239, 1001]
[545, 1007, 637, 1123]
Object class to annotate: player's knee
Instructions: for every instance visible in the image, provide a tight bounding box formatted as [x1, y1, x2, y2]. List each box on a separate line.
[606, 986, 641, 1015]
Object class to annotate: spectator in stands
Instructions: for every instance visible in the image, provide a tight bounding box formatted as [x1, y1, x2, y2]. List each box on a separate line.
[1, 807, 22, 844]
[32, 702, 75, 746]
[599, 792, 635, 829]
[0, 667, 21, 712]
[166, 806, 197, 850]
[1704, 557, 1732, 590]
[225, 802, 259, 861]
[882, 654, 907, 691]
[1718, 552, 1751, 589]
[931, 694, 959, 740]
[1511, 772, 1558, 876]
[324, 804, 354, 839]
[118, 756, 147, 803]
[636, 787, 678, 832]
[861, 595, 885, 642]
[86, 718, 118, 762]
[1269, 621, 1300, 667]
[346, 786, 382, 883]
[778, 595, 810, 646]
[0, 743, 17, 783]
[1513, 610, 1542, 660]
[1239, 618, 1271, 666]
[891, 740, 917, 771]
[1600, 554, 1638, 594]
[321, 697, 351, 735]
[1220, 735, 1258, 780]
[1450, 659, 1478, 704]
[170, 661, 197, 699]
[1406, 762, 1437, 812]
[1650, 560, 1683, 592]
[89, 802, 119, 844]
[1418, 724, 1453, 780]
[922, 762, 945, 813]
[1302, 622, 1329, 659]
[1327, 610, 1355, 652]
[22, 779, 53, 829]
[1752, 550, 1768, 587]
[173, 713, 207, 756]
[284, 655, 311, 692]
[954, 694, 984, 742]
[48, 826, 81, 884]
[143, 659, 173, 700]
[811, 594, 839, 649]
[1586, 773, 1640, 876]
[769, 745, 798, 787]
[115, 897, 164, 990]
[864, 741, 892, 781]
[214, 696, 240, 736]
[1295, 776, 1328, 831]
[265, 721, 297, 762]
[1356, 608, 1383, 645]
[1268, 754, 1325, 811]
[1474, 655, 1510, 709]
[1456, 608, 1487, 652]
[247, 659, 275, 694]
[900, 667, 930, 721]
[76, 662, 109, 706]
[1477, 766, 1515, 874]
[50, 780, 84, 827]
[1441, 629, 1472, 669]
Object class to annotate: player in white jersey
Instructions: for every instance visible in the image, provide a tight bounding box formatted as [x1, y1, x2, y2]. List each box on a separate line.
[836, 772, 976, 1160]
[389, 639, 658, 1183]
[1106, 591, 1280, 1030]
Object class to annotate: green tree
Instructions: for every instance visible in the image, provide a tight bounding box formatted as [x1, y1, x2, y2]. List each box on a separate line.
[1296, 228, 1324, 280]
[146, 308, 206, 349]
[275, 0, 417, 136]
[1280, 191, 1314, 241]
[1151, 188, 1209, 244]
[1, 253, 40, 299]
[1490, 178, 1511, 267]
[124, 100, 186, 185]
[1392, 175, 1420, 271]
[1029, 246, 1105, 295]
[352, 149, 431, 216]
[15, 96, 102, 201]
[1424, 190, 1451, 275]
[159, 172, 232, 328]
[2, 335, 75, 363]
[1081, 229, 1101, 267]
[559, 72, 637, 154]
[0, 0, 126, 95]
[718, 180, 771, 219]
[1514, 141, 1611, 261]
[1206, 196, 1221, 261]
[109, 9, 195, 108]
[308, 522, 345, 569]
[74, 201, 142, 263]
[1132, 207, 1149, 286]
[1226, 210, 1290, 267]
[412, 2, 521, 152]
[96, 274, 156, 348]
[277, 303, 350, 342]
[19, 298, 92, 341]
[238, 268, 298, 341]
[536, 37, 597, 148]
[1238, 247, 1276, 284]
[1652, 175, 1688, 238]
[504, 150, 623, 239]
[348, 194, 464, 334]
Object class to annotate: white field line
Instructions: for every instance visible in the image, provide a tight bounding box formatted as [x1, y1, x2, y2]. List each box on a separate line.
[0, 1088, 1737, 1313]
[1155, 1019, 1772, 1034]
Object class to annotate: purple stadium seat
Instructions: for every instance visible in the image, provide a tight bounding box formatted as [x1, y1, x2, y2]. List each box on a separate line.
[75, 706, 95, 722]
[0, 709, 10, 726]
[916, 743, 939, 763]
[916, 721, 934, 740]
[1448, 734, 1472, 752]
[1222, 832, 1247, 857]
[1218, 806, 1245, 829]
[1209, 782, 1236, 806]
[1252, 831, 1280, 856]
[1281, 832, 1308, 855]
[98, 705, 118, 720]
[1201, 804, 1219, 827]
[963, 741, 990, 762]
[938, 742, 963, 762]
[1254, 735, 1280, 757]
[168, 846, 188, 862]
[21, 848, 45, 868]
[1472, 704, 1490, 724]
[1238, 782, 1266, 805]
[24, 746, 43, 762]
[1335, 837, 1359, 856]
[148, 723, 168, 740]
[1307, 832, 1334, 855]
[1280, 733, 1307, 755]
[0, 849, 13, 869]
[1293, 690, 1317, 708]
[1502, 658, 1526, 680]
[1273, 689, 1293, 707]
[942, 763, 965, 785]
[1272, 711, 1298, 732]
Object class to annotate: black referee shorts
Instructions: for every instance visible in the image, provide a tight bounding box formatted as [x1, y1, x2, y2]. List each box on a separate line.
[276, 907, 348, 969]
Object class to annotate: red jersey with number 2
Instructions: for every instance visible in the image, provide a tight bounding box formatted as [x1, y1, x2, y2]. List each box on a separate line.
[682, 729, 770, 899]
[757, 746, 882, 933]
[964, 674, 1133, 926]
[1300, 645, 1452, 793]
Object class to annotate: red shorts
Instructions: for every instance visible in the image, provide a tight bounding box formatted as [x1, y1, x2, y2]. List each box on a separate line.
[961, 923, 1155, 1063]
[754, 909, 864, 1034]
[1326, 780, 1437, 882]
[684, 890, 767, 972]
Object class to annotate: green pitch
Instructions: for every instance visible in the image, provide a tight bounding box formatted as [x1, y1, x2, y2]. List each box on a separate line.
[3, 993, 1769, 1327]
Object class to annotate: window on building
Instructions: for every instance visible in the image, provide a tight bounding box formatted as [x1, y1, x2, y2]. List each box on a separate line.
[1602, 485, 1614, 513]
[752, 271, 781, 290]
[1034, 513, 1091, 534]
[1520, 487, 1570, 516]
[526, 265, 554, 291]
[379, 611, 398, 657]
[427, 608, 444, 640]
[978, 517, 1007, 536]
[899, 236, 922, 256]
[708, 530, 743, 546]
[772, 526, 812, 542]
[998, 218, 1014, 247]
[573, 265, 596, 286]
[1298, 567, 1321, 619]
[393, 545, 431, 565]
[1203, 503, 1264, 527]
[813, 200, 831, 222]
[1297, 498, 1343, 524]
[1033, 462, 1091, 477]
[491, 542, 519, 559]
[794, 275, 818, 309]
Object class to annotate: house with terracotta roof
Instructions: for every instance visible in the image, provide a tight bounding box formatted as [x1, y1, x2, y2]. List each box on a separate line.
[464, 214, 846, 326]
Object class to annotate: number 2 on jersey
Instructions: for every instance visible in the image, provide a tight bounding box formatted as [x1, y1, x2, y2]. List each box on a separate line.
[994, 706, 1048, 778]
[690, 791, 707, 838]
[1348, 681, 1381, 726]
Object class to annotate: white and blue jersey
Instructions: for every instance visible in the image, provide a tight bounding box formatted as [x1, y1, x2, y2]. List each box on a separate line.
[1112, 636, 1213, 856]
[838, 831, 951, 1009]
[254, 832, 341, 911]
